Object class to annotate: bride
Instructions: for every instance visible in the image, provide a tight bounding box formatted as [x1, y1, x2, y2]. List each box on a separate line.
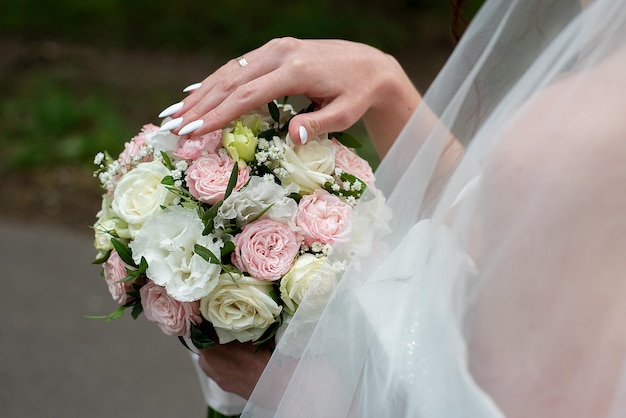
[158, 0, 626, 416]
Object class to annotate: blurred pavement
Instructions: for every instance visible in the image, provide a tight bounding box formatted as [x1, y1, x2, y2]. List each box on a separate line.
[0, 220, 205, 417]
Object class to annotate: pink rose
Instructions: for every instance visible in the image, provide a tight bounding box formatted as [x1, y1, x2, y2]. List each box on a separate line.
[103, 250, 135, 305]
[332, 139, 375, 186]
[139, 280, 202, 337]
[186, 152, 250, 205]
[118, 137, 152, 169]
[174, 130, 222, 160]
[232, 219, 301, 281]
[295, 189, 352, 246]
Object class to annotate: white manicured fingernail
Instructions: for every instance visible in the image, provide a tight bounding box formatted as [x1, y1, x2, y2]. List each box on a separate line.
[158, 101, 183, 118]
[183, 82, 202, 93]
[179, 119, 204, 135]
[159, 117, 183, 131]
[299, 126, 308, 144]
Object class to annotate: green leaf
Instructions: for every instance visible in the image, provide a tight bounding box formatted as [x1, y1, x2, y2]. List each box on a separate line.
[221, 240, 235, 258]
[268, 287, 281, 304]
[268, 100, 280, 123]
[131, 302, 143, 319]
[118, 271, 138, 283]
[194, 244, 221, 264]
[161, 175, 175, 186]
[201, 202, 222, 235]
[224, 161, 239, 200]
[248, 203, 275, 223]
[258, 128, 278, 140]
[253, 312, 282, 347]
[191, 323, 216, 349]
[111, 238, 136, 267]
[92, 250, 112, 265]
[160, 151, 174, 170]
[288, 192, 302, 203]
[332, 131, 362, 149]
[136, 257, 148, 275]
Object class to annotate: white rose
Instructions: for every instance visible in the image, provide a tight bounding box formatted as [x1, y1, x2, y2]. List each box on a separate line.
[130, 206, 222, 302]
[279, 254, 338, 316]
[279, 136, 335, 193]
[200, 273, 282, 343]
[112, 160, 175, 237]
[216, 176, 298, 228]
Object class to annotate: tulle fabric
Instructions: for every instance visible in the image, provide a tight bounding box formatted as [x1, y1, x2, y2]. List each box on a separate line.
[243, 0, 626, 416]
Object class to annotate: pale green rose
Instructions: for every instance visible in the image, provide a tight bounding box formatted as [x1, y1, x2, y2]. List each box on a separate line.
[222, 120, 258, 162]
[279, 254, 338, 316]
[200, 273, 282, 343]
[239, 114, 265, 134]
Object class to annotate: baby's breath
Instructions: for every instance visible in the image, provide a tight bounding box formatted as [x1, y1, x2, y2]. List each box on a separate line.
[175, 160, 188, 171]
[273, 167, 289, 180]
[257, 138, 270, 150]
[171, 169, 183, 180]
[94, 152, 104, 165]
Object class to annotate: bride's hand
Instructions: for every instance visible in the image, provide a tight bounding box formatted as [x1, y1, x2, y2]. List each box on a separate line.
[197, 341, 272, 400]
[161, 38, 421, 157]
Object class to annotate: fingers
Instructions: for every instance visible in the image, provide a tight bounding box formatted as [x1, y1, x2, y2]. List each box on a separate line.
[175, 66, 303, 136]
[288, 98, 366, 145]
[156, 37, 371, 142]
[163, 40, 291, 131]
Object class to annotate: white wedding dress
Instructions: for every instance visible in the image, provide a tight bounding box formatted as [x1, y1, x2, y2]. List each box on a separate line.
[238, 0, 626, 416]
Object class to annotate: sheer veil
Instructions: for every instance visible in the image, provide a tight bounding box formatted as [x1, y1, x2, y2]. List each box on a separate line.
[244, 0, 626, 416]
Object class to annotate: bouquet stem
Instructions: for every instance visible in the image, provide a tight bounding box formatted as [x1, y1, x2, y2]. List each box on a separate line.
[207, 405, 240, 418]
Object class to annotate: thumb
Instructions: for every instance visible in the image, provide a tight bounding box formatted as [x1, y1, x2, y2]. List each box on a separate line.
[288, 100, 361, 145]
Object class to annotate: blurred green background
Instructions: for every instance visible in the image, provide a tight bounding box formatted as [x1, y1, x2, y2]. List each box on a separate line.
[0, 0, 481, 228]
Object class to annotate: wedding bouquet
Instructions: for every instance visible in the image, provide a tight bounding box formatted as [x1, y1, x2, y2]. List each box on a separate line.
[91, 99, 384, 351]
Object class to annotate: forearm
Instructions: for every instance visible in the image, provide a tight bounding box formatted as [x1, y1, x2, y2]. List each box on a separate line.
[362, 55, 423, 159]
[363, 56, 463, 180]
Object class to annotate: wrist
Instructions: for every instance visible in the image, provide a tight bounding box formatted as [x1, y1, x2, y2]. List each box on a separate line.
[364, 54, 421, 158]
